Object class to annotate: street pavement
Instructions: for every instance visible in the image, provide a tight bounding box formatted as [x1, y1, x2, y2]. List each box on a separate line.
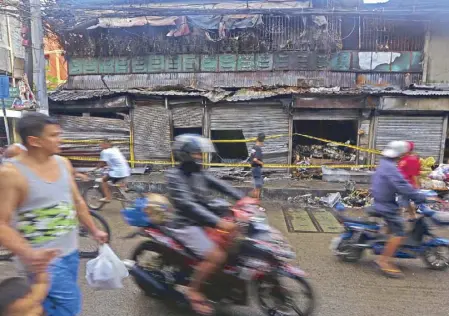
[1, 201, 449, 316]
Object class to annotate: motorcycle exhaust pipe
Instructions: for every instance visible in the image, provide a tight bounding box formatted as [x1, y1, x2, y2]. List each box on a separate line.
[123, 260, 166, 293]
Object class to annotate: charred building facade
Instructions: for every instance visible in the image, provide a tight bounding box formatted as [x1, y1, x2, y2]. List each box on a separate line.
[47, 0, 449, 167]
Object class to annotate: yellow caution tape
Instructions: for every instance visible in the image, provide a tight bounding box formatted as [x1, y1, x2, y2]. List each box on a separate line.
[66, 156, 375, 169]
[62, 132, 380, 155]
[213, 133, 381, 155]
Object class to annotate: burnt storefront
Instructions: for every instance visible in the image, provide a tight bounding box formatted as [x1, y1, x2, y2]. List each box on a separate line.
[207, 99, 290, 164]
[292, 95, 373, 165]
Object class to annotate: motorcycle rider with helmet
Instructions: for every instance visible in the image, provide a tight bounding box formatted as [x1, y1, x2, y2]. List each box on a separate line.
[166, 134, 256, 316]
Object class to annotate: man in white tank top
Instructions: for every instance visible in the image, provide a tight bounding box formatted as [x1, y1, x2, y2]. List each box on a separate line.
[0, 113, 108, 315]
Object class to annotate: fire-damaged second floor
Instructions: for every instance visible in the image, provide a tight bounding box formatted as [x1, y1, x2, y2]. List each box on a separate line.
[60, 0, 432, 90]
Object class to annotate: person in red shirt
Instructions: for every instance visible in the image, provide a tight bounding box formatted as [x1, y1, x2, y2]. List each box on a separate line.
[397, 141, 421, 217]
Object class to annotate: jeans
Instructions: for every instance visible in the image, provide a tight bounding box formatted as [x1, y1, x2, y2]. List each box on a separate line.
[43, 251, 81, 316]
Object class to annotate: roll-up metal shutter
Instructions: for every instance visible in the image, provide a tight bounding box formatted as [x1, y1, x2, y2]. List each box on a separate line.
[375, 116, 445, 162]
[293, 109, 361, 120]
[210, 103, 289, 163]
[57, 115, 130, 167]
[171, 103, 203, 128]
[133, 100, 171, 160]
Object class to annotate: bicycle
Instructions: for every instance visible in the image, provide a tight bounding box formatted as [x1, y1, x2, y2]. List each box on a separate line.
[0, 209, 111, 261]
[82, 169, 145, 211]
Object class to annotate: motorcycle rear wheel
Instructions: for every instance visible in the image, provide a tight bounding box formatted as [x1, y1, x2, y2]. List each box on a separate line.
[257, 274, 315, 316]
[336, 239, 364, 263]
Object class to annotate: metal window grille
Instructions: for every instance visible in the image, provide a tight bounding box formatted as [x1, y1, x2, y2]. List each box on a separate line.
[361, 17, 427, 51]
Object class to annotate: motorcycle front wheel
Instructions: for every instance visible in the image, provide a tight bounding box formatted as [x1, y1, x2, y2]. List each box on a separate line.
[131, 241, 170, 298]
[422, 245, 449, 271]
[257, 274, 315, 316]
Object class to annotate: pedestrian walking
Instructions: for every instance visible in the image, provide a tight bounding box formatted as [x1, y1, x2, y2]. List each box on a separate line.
[0, 112, 108, 316]
[250, 133, 265, 199]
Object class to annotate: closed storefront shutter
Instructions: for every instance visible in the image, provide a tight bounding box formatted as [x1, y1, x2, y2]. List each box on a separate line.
[133, 100, 171, 160]
[172, 103, 203, 128]
[375, 115, 445, 162]
[210, 103, 289, 163]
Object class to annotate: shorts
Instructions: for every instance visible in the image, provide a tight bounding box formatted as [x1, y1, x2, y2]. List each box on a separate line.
[43, 251, 81, 316]
[105, 175, 126, 184]
[381, 213, 405, 237]
[168, 226, 215, 258]
[252, 167, 264, 189]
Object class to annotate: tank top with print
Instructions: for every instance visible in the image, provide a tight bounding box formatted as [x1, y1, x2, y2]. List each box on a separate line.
[8, 155, 78, 257]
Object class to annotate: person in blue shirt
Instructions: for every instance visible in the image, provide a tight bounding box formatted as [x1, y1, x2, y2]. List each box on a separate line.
[371, 141, 428, 278]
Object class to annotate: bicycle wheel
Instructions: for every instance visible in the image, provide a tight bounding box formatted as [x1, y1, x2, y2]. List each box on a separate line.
[79, 211, 111, 259]
[121, 189, 144, 209]
[0, 245, 12, 261]
[83, 186, 106, 211]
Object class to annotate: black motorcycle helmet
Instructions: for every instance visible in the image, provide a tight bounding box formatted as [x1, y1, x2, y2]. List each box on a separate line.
[172, 134, 216, 172]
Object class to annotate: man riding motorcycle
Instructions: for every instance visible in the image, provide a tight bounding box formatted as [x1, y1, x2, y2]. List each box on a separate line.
[371, 140, 428, 278]
[166, 134, 255, 315]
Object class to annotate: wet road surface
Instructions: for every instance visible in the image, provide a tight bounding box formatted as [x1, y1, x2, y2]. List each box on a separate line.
[1, 201, 449, 316]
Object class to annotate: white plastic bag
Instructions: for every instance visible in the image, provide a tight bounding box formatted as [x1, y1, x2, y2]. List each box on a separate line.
[86, 244, 129, 290]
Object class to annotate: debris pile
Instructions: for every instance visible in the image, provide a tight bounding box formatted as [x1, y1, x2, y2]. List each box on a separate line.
[288, 181, 372, 209]
[292, 157, 322, 180]
[294, 143, 356, 162]
[287, 194, 321, 207]
[341, 189, 371, 208]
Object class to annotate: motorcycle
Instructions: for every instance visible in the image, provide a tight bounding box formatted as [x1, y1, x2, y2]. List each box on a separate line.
[121, 197, 316, 316]
[330, 190, 449, 270]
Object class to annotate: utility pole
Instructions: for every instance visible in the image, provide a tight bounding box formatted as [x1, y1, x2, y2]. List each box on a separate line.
[30, 0, 48, 114]
[22, 0, 33, 90]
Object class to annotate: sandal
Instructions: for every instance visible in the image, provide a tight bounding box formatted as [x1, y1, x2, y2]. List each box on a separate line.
[191, 299, 213, 316]
[374, 261, 404, 279]
[185, 291, 214, 316]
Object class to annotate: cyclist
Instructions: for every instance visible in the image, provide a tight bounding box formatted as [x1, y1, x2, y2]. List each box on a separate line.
[95, 138, 131, 203]
[371, 140, 427, 278]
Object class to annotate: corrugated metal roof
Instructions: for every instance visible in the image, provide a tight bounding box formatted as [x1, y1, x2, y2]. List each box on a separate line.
[65, 71, 358, 90]
[49, 89, 202, 102]
[366, 89, 449, 96]
[402, 90, 449, 96]
[49, 89, 119, 101]
[50, 86, 365, 104]
[225, 87, 305, 102]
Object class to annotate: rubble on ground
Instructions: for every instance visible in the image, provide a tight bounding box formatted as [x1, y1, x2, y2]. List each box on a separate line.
[287, 181, 372, 208]
[291, 142, 357, 180]
[294, 143, 356, 162]
[291, 157, 323, 180]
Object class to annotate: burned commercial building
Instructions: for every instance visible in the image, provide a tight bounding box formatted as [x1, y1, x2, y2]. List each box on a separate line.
[46, 0, 449, 168]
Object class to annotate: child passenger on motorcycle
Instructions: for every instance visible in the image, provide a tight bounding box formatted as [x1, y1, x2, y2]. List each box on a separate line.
[166, 134, 256, 316]
[371, 141, 428, 278]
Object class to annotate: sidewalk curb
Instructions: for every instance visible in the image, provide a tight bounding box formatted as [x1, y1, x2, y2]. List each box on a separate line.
[79, 181, 347, 201]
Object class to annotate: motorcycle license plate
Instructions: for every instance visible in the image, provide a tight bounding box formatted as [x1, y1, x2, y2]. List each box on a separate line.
[330, 236, 342, 252]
